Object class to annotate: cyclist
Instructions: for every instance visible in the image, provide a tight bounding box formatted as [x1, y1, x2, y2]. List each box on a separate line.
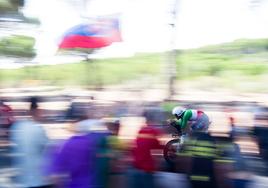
[170, 106, 210, 138]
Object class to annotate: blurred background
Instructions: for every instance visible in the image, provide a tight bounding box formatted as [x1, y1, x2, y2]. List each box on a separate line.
[0, 0, 268, 188]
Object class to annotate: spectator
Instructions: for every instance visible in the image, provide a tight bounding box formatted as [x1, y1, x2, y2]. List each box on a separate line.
[104, 120, 127, 187]
[128, 110, 163, 188]
[10, 96, 52, 188]
[50, 108, 109, 188]
[0, 99, 14, 139]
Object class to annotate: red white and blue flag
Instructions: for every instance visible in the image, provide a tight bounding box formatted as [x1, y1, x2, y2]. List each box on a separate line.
[59, 15, 122, 49]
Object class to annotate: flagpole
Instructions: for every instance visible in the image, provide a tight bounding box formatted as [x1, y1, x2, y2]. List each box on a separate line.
[167, 0, 179, 99]
[85, 50, 102, 90]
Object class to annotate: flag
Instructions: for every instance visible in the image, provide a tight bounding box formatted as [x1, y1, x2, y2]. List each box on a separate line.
[59, 16, 122, 49]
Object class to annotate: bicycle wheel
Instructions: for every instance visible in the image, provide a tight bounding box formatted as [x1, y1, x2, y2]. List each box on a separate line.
[163, 138, 181, 164]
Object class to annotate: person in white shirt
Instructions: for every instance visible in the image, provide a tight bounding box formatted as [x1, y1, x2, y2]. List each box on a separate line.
[10, 97, 53, 188]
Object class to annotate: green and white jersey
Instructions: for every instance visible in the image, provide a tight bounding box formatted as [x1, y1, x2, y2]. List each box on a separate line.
[176, 109, 203, 129]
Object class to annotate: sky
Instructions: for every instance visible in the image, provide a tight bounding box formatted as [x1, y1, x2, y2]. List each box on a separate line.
[22, 0, 268, 60]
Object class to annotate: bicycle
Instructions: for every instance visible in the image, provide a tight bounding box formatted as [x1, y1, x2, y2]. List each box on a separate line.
[163, 132, 183, 165]
[163, 120, 211, 165]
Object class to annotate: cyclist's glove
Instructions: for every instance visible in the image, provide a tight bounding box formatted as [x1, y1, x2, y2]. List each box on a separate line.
[169, 120, 182, 135]
[170, 120, 177, 128]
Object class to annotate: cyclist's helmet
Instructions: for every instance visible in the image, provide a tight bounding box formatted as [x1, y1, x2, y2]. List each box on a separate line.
[172, 106, 185, 119]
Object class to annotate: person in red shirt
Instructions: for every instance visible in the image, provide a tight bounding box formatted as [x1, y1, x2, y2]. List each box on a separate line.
[0, 100, 14, 139]
[128, 109, 163, 188]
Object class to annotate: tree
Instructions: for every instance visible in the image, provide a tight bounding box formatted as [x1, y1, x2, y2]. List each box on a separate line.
[0, 35, 36, 58]
[0, 0, 24, 12]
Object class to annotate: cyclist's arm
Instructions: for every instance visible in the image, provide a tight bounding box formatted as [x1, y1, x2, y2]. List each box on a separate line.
[181, 110, 192, 130]
[174, 119, 181, 127]
[168, 119, 182, 134]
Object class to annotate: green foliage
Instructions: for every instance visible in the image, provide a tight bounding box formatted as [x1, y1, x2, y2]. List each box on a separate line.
[0, 35, 36, 58]
[0, 0, 13, 11]
[190, 38, 268, 55]
[175, 38, 268, 92]
[0, 0, 22, 12]
[161, 102, 178, 112]
[0, 54, 162, 86]
[179, 43, 268, 79]
[0, 38, 268, 93]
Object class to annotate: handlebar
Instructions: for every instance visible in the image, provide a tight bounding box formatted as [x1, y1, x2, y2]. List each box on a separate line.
[164, 119, 182, 136]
